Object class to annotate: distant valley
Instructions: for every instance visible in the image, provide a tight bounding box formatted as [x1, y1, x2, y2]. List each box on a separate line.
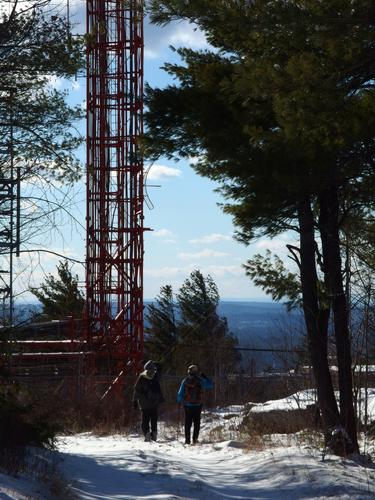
[13, 300, 306, 372]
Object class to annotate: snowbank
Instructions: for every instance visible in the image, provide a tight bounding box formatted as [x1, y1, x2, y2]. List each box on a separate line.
[246, 388, 375, 422]
[247, 389, 317, 413]
[0, 470, 46, 499]
[57, 431, 375, 499]
[2, 398, 375, 499]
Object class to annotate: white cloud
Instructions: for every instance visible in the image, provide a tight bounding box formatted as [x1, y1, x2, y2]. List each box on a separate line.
[144, 17, 209, 60]
[188, 156, 202, 166]
[168, 22, 209, 49]
[178, 249, 229, 260]
[20, 247, 81, 264]
[14, 246, 84, 297]
[143, 263, 266, 299]
[145, 48, 160, 60]
[255, 238, 293, 252]
[190, 233, 232, 244]
[147, 164, 182, 180]
[47, 75, 63, 89]
[153, 229, 174, 238]
[204, 265, 244, 277]
[145, 267, 186, 279]
[145, 263, 241, 280]
[71, 80, 81, 91]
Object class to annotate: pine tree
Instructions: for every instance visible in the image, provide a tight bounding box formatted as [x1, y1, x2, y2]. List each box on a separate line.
[30, 260, 84, 320]
[144, 285, 179, 373]
[0, 1, 84, 184]
[145, 271, 239, 381]
[0, 1, 85, 323]
[176, 270, 239, 379]
[244, 251, 302, 312]
[143, 0, 375, 453]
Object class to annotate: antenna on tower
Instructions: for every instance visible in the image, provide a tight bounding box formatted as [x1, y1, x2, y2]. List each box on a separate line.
[66, 0, 70, 34]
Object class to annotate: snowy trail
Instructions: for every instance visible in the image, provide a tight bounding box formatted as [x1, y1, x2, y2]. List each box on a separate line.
[58, 432, 375, 499]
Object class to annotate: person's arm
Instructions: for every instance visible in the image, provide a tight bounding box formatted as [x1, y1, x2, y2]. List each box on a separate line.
[132, 377, 140, 409]
[177, 379, 185, 404]
[156, 377, 165, 403]
[199, 373, 214, 390]
[134, 375, 143, 394]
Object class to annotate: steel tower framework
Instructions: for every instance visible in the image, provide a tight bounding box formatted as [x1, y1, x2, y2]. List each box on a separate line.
[86, 0, 144, 379]
[0, 89, 20, 326]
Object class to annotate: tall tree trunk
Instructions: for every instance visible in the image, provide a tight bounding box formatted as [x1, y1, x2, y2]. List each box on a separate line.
[318, 185, 359, 453]
[298, 197, 340, 432]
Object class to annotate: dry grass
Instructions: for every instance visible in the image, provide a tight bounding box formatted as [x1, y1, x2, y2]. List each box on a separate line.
[242, 403, 320, 435]
[240, 426, 326, 454]
[207, 425, 226, 443]
[242, 428, 267, 451]
[222, 400, 326, 453]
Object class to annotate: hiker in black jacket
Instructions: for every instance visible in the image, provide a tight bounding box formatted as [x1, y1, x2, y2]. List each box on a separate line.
[133, 360, 164, 441]
[177, 364, 214, 445]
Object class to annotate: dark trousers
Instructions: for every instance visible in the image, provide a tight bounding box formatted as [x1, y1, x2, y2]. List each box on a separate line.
[141, 408, 158, 436]
[184, 405, 202, 443]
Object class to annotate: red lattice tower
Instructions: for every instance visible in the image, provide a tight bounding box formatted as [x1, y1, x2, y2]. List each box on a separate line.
[86, 0, 144, 384]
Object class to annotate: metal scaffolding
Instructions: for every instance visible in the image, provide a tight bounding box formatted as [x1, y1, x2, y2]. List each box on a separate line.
[85, 0, 144, 381]
[0, 88, 20, 326]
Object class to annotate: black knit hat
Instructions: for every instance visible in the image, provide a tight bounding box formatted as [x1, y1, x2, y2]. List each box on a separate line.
[144, 360, 156, 371]
[188, 364, 198, 375]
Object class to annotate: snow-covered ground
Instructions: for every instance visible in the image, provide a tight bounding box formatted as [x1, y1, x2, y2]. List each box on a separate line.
[56, 401, 375, 500]
[2, 396, 375, 499]
[246, 388, 375, 421]
[57, 429, 375, 499]
[0, 448, 59, 500]
[0, 470, 46, 500]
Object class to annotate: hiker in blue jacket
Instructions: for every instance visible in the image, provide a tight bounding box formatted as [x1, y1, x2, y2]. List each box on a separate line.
[177, 364, 214, 445]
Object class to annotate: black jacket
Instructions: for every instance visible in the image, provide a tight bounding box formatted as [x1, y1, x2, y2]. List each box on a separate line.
[133, 372, 164, 410]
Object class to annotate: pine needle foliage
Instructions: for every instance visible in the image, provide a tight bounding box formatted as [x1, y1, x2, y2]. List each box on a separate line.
[30, 260, 84, 320]
[0, 1, 85, 183]
[143, 0, 375, 454]
[145, 270, 239, 377]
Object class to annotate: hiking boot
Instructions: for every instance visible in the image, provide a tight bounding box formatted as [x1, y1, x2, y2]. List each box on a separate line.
[144, 432, 151, 442]
[184, 439, 191, 445]
[192, 439, 198, 445]
[151, 431, 157, 442]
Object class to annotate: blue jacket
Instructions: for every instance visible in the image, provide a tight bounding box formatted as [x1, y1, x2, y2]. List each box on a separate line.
[177, 374, 214, 407]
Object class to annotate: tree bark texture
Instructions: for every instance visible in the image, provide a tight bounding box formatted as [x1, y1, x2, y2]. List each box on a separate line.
[298, 197, 341, 432]
[318, 185, 359, 453]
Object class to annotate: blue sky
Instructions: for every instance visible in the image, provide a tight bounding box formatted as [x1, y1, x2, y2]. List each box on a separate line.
[15, 3, 297, 303]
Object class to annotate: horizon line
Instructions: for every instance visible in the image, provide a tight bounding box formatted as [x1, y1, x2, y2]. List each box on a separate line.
[16, 298, 275, 305]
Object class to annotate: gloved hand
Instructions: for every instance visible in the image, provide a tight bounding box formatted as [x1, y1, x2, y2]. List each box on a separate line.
[133, 400, 138, 410]
[200, 372, 208, 379]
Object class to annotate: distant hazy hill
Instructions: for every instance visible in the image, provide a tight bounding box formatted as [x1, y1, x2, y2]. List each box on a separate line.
[15, 300, 305, 371]
[143, 300, 305, 371]
[218, 301, 304, 347]
[216, 301, 305, 371]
